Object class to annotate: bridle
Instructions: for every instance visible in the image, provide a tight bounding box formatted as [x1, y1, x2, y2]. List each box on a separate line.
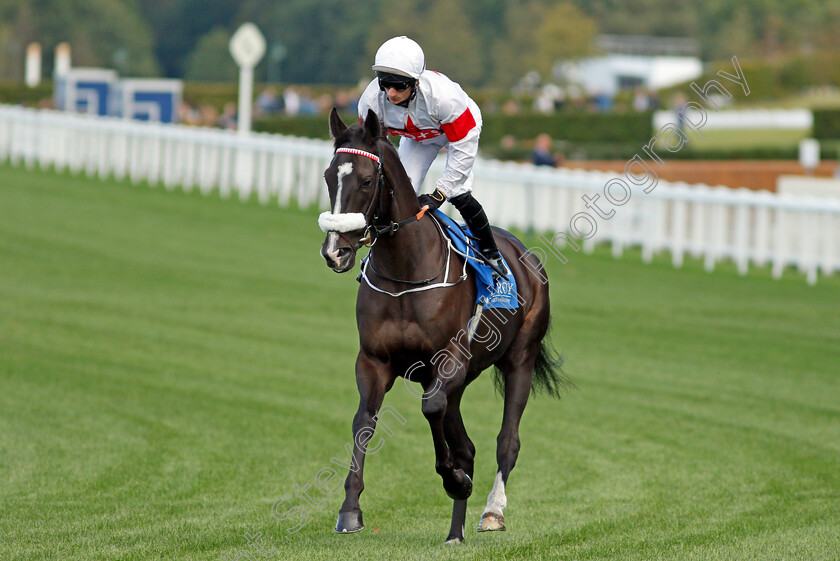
[328, 142, 429, 242]
[333, 146, 387, 235]
[321, 141, 468, 297]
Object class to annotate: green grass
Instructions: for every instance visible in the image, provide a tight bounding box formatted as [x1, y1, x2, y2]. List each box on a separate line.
[1, 164, 839, 560]
[737, 90, 840, 110]
[686, 128, 809, 151]
[649, 126, 810, 153]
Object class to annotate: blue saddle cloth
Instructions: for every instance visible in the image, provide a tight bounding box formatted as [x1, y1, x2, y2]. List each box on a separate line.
[431, 210, 518, 310]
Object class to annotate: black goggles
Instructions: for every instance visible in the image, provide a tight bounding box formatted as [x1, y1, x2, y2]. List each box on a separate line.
[377, 73, 414, 92]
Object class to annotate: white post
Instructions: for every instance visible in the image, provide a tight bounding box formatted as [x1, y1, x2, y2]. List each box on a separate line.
[229, 23, 266, 199]
[754, 195, 771, 266]
[823, 212, 836, 276]
[671, 186, 688, 267]
[237, 66, 254, 137]
[25, 43, 41, 87]
[734, 189, 750, 275]
[799, 138, 820, 176]
[772, 209, 787, 279]
[54, 43, 71, 78]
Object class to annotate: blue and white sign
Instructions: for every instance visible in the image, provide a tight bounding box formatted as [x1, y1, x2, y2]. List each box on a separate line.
[55, 68, 118, 116]
[114, 79, 182, 123]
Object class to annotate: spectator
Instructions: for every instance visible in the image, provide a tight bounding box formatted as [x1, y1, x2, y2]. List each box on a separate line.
[593, 89, 613, 112]
[632, 87, 650, 112]
[532, 133, 560, 167]
[317, 93, 333, 114]
[334, 89, 359, 114]
[502, 99, 521, 115]
[178, 101, 201, 126]
[672, 92, 688, 133]
[198, 104, 219, 127]
[255, 86, 279, 116]
[217, 102, 237, 130]
[283, 86, 301, 116]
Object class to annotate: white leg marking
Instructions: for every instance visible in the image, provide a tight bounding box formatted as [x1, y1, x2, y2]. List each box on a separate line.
[483, 471, 507, 516]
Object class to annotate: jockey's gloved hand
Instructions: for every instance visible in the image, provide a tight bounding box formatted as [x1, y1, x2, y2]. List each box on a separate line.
[417, 188, 447, 211]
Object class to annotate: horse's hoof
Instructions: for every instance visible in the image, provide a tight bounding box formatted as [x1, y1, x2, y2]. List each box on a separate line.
[334, 510, 364, 533]
[477, 512, 506, 532]
[444, 536, 464, 545]
[444, 470, 473, 501]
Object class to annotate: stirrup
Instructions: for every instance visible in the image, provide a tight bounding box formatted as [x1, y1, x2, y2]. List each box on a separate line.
[486, 255, 509, 280]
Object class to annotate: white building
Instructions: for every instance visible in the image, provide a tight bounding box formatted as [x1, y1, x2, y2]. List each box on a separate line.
[556, 35, 704, 97]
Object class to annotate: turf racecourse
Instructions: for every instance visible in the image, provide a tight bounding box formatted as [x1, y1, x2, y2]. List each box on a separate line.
[1, 164, 839, 561]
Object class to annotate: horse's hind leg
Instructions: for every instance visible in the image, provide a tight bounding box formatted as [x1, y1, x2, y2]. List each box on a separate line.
[442, 388, 475, 544]
[477, 344, 538, 532]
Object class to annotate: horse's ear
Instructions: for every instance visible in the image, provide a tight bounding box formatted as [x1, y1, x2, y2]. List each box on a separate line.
[329, 107, 347, 139]
[363, 108, 381, 141]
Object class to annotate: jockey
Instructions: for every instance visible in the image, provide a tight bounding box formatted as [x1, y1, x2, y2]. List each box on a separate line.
[358, 36, 509, 279]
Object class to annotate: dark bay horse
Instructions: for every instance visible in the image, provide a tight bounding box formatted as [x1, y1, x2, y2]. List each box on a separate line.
[319, 108, 567, 544]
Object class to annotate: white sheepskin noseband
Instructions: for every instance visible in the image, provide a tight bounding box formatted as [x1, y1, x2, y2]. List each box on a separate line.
[318, 212, 367, 233]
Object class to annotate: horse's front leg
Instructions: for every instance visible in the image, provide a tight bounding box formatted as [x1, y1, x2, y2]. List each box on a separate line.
[421, 354, 472, 503]
[335, 352, 389, 534]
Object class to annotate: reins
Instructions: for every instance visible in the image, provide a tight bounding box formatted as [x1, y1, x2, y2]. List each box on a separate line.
[359, 217, 469, 297]
[364, 214, 448, 286]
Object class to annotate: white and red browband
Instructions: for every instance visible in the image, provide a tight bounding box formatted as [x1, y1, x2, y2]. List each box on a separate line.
[335, 147, 379, 163]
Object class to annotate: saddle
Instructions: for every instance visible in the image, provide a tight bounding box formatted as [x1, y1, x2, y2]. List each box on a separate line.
[429, 210, 518, 310]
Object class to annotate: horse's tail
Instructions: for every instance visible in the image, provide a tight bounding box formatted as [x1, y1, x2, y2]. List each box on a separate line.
[493, 319, 573, 399]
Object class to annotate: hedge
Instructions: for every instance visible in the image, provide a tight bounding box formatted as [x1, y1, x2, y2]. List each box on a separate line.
[813, 108, 840, 140]
[480, 111, 653, 144]
[482, 141, 641, 162]
[0, 81, 53, 106]
[485, 141, 840, 163]
[254, 112, 840, 162]
[254, 113, 355, 139]
[255, 110, 654, 146]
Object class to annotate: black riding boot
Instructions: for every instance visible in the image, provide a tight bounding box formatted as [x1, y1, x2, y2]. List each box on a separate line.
[449, 192, 509, 279]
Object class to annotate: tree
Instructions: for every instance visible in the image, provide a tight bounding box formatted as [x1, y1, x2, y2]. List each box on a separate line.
[0, 0, 160, 79]
[710, 5, 755, 60]
[531, 2, 597, 77]
[183, 27, 237, 82]
[138, 0, 238, 78]
[578, 0, 698, 38]
[237, 0, 380, 84]
[491, 0, 549, 88]
[372, 0, 483, 86]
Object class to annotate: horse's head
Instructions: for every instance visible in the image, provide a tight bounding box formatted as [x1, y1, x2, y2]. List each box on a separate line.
[319, 108, 385, 273]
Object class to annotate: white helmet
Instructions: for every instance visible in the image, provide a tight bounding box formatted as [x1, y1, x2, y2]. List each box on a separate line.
[372, 36, 425, 79]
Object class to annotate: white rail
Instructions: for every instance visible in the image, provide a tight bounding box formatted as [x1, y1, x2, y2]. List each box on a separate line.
[2, 105, 838, 284]
[653, 108, 813, 130]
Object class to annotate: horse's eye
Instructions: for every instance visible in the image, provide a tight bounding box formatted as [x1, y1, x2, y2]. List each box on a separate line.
[361, 178, 373, 189]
